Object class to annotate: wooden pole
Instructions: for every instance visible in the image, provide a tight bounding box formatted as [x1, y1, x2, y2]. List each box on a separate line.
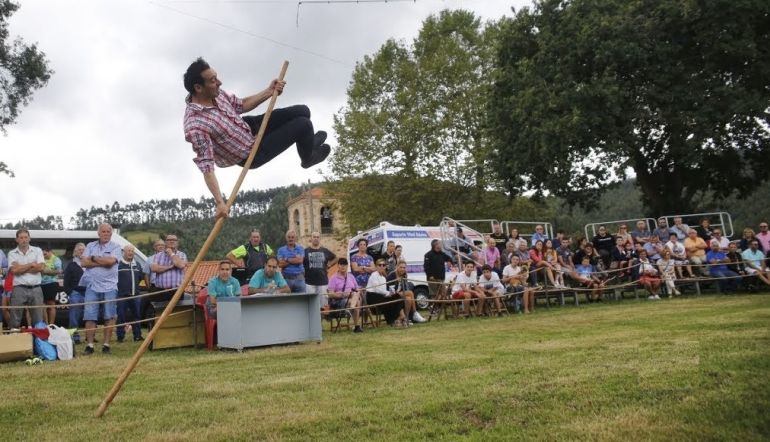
[95, 61, 290, 417]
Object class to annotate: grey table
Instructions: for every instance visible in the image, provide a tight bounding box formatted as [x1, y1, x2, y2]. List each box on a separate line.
[216, 293, 322, 350]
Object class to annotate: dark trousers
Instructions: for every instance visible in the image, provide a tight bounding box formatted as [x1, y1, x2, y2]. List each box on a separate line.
[241, 105, 315, 169]
[116, 295, 142, 340]
[366, 292, 404, 325]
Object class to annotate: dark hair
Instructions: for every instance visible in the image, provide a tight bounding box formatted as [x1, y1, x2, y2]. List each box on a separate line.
[481, 264, 492, 272]
[338, 257, 349, 265]
[431, 239, 439, 247]
[183, 57, 210, 94]
[357, 238, 368, 246]
[16, 227, 30, 238]
[219, 260, 231, 267]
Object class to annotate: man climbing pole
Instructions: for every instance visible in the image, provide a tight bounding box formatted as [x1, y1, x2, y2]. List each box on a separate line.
[183, 57, 330, 219]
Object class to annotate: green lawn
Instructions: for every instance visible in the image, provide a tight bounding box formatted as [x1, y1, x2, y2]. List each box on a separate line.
[1, 294, 769, 441]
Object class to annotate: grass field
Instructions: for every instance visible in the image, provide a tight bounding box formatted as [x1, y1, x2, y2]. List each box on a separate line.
[1, 294, 769, 441]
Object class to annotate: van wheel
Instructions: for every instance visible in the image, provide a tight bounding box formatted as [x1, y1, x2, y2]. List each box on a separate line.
[414, 286, 430, 310]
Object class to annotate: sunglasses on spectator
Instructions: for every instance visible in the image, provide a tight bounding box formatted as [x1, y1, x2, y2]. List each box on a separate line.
[377, 264, 386, 267]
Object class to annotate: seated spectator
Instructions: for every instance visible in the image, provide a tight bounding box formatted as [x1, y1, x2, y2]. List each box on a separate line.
[656, 248, 680, 296]
[631, 220, 652, 247]
[501, 255, 534, 313]
[573, 256, 605, 302]
[636, 249, 662, 300]
[552, 230, 565, 250]
[757, 221, 770, 253]
[515, 241, 532, 267]
[670, 217, 690, 241]
[500, 240, 517, 269]
[741, 240, 770, 287]
[695, 218, 713, 243]
[684, 229, 709, 275]
[573, 243, 598, 267]
[451, 261, 486, 317]
[739, 228, 763, 252]
[530, 225, 548, 246]
[326, 258, 364, 333]
[529, 240, 558, 288]
[386, 260, 424, 323]
[610, 236, 632, 278]
[591, 225, 615, 268]
[706, 241, 739, 292]
[665, 233, 693, 278]
[710, 229, 730, 252]
[483, 237, 501, 275]
[478, 264, 505, 315]
[366, 259, 407, 326]
[726, 243, 750, 290]
[615, 224, 633, 247]
[652, 217, 671, 242]
[508, 228, 526, 250]
[544, 239, 566, 288]
[454, 227, 472, 256]
[556, 237, 575, 275]
[206, 261, 242, 320]
[643, 235, 664, 262]
[248, 257, 290, 294]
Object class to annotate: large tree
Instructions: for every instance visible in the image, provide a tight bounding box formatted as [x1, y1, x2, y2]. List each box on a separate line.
[0, 0, 53, 175]
[488, 0, 770, 214]
[331, 10, 499, 191]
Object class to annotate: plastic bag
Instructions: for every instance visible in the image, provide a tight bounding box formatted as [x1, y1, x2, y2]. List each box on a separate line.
[33, 336, 58, 361]
[47, 324, 74, 360]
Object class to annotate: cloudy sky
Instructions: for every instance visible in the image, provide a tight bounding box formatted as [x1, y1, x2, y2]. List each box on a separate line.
[3, 0, 529, 225]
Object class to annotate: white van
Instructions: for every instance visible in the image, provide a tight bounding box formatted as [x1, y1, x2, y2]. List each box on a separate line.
[348, 222, 485, 309]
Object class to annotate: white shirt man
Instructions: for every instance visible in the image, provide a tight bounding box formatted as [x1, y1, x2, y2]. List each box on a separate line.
[7, 228, 45, 328]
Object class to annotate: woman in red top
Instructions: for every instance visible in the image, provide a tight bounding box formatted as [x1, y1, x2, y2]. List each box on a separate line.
[529, 240, 557, 288]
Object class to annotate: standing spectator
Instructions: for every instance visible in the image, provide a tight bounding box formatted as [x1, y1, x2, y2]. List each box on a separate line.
[695, 218, 713, 243]
[706, 241, 738, 292]
[502, 255, 535, 313]
[591, 225, 615, 267]
[151, 234, 188, 304]
[304, 231, 337, 307]
[226, 229, 274, 284]
[81, 223, 122, 355]
[615, 224, 633, 247]
[381, 241, 398, 275]
[7, 228, 45, 328]
[277, 230, 306, 293]
[652, 218, 671, 242]
[327, 258, 363, 333]
[530, 225, 548, 246]
[451, 261, 486, 317]
[684, 229, 709, 275]
[490, 222, 508, 254]
[63, 242, 86, 343]
[207, 261, 242, 319]
[757, 222, 770, 252]
[665, 233, 693, 278]
[423, 239, 453, 302]
[350, 238, 375, 288]
[556, 236, 575, 275]
[248, 256, 290, 294]
[631, 220, 652, 247]
[710, 229, 730, 252]
[143, 239, 165, 290]
[366, 259, 407, 326]
[40, 244, 63, 325]
[637, 249, 662, 300]
[741, 240, 770, 287]
[739, 228, 763, 252]
[657, 248, 681, 296]
[0, 248, 7, 324]
[116, 245, 145, 343]
[386, 260, 424, 323]
[670, 217, 690, 241]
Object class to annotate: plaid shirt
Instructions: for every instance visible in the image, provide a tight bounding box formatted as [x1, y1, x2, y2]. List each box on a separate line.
[183, 90, 254, 173]
[153, 250, 187, 289]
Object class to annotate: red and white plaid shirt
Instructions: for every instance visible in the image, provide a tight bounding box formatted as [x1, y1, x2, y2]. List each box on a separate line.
[183, 90, 255, 173]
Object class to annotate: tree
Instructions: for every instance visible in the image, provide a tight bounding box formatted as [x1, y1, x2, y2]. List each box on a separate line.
[331, 10, 499, 191]
[0, 0, 53, 175]
[488, 0, 770, 215]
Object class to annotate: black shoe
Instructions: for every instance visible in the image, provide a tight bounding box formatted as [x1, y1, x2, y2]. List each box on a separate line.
[134, 336, 144, 342]
[353, 326, 363, 333]
[301, 144, 331, 169]
[102, 345, 111, 354]
[314, 130, 327, 147]
[84, 345, 94, 355]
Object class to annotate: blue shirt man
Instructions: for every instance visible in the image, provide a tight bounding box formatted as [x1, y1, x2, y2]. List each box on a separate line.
[207, 261, 243, 319]
[248, 257, 290, 294]
[81, 223, 122, 354]
[277, 230, 306, 293]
